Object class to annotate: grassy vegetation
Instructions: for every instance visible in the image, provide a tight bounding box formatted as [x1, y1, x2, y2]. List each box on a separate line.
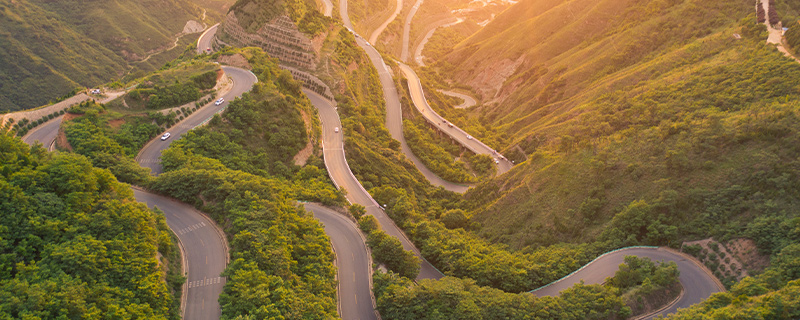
[120, 61, 220, 111]
[163, 48, 318, 179]
[775, 0, 800, 26]
[344, 0, 392, 36]
[373, 256, 679, 320]
[0, 134, 182, 319]
[60, 56, 219, 185]
[394, 71, 493, 183]
[62, 101, 157, 185]
[403, 119, 477, 183]
[0, 0, 207, 112]
[375, 0, 800, 316]
[420, 20, 479, 65]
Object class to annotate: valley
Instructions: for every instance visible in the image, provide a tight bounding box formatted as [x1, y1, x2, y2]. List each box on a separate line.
[3, 0, 800, 319]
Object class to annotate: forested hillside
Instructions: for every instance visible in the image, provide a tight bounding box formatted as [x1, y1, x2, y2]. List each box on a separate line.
[149, 47, 347, 318]
[0, 0, 208, 112]
[0, 134, 182, 318]
[381, 0, 800, 316]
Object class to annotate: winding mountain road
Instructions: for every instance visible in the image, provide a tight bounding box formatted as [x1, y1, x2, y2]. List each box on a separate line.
[303, 203, 378, 320]
[414, 18, 463, 66]
[21, 91, 126, 151]
[196, 24, 219, 54]
[530, 247, 724, 319]
[342, 1, 726, 318]
[438, 89, 476, 109]
[134, 189, 229, 320]
[368, 0, 403, 44]
[400, 0, 424, 62]
[341, 1, 470, 193]
[136, 66, 257, 174]
[399, 62, 513, 175]
[304, 88, 444, 280]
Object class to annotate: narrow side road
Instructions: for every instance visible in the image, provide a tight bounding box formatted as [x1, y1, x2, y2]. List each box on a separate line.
[438, 89, 476, 109]
[304, 203, 378, 320]
[133, 189, 229, 320]
[305, 88, 444, 280]
[530, 247, 724, 319]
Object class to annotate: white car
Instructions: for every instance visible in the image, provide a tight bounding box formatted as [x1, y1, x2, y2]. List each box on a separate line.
[214, 98, 224, 106]
[466, 135, 473, 140]
[494, 158, 499, 164]
[160, 132, 171, 141]
[334, 127, 340, 133]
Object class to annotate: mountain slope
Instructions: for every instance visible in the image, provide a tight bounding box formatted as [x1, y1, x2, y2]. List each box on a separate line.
[0, 0, 207, 112]
[427, 0, 800, 287]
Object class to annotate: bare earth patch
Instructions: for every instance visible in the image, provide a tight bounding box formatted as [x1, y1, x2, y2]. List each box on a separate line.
[465, 55, 525, 103]
[55, 113, 81, 151]
[726, 238, 770, 274]
[293, 110, 314, 166]
[108, 118, 125, 130]
[216, 53, 251, 70]
[682, 237, 766, 284]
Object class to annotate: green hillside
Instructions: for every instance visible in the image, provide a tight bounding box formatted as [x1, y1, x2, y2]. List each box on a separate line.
[0, 0, 208, 112]
[0, 134, 182, 318]
[415, 0, 800, 300]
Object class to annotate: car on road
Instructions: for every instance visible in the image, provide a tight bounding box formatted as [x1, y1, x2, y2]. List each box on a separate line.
[160, 132, 171, 141]
[214, 98, 224, 106]
[447, 122, 454, 127]
[466, 135, 473, 140]
[494, 158, 499, 164]
[206, 47, 212, 53]
[335, 127, 340, 133]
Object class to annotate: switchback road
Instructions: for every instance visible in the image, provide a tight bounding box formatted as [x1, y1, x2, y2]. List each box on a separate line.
[530, 247, 724, 319]
[136, 66, 257, 174]
[304, 88, 444, 280]
[304, 203, 378, 320]
[133, 189, 229, 320]
[341, 1, 471, 193]
[399, 62, 513, 175]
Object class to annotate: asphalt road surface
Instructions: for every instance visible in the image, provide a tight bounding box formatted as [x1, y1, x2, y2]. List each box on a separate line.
[196, 24, 219, 55]
[320, 0, 334, 17]
[21, 91, 126, 151]
[438, 89, 476, 109]
[133, 189, 229, 320]
[399, 62, 513, 175]
[305, 89, 444, 280]
[23, 117, 63, 151]
[341, 2, 470, 192]
[304, 203, 378, 320]
[368, 0, 403, 44]
[400, 0, 424, 62]
[530, 247, 724, 319]
[136, 66, 257, 175]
